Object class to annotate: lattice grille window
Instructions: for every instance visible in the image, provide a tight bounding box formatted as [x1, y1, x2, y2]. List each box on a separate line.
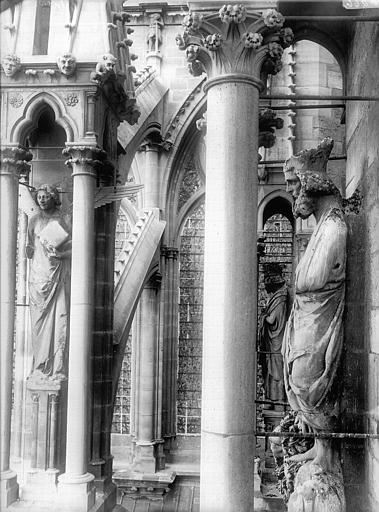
[177, 203, 205, 435]
[112, 335, 132, 434]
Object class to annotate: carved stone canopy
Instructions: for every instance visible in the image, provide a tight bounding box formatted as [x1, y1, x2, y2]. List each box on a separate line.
[176, 6, 293, 82]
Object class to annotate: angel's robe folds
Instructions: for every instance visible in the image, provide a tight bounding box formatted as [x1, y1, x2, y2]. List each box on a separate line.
[27, 211, 71, 376]
[282, 206, 347, 431]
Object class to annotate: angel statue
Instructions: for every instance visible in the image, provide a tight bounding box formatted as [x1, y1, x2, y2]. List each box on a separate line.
[20, 179, 143, 380]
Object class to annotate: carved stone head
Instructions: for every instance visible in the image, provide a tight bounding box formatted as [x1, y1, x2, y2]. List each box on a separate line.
[2, 54, 21, 77]
[57, 53, 77, 76]
[101, 53, 117, 73]
[284, 138, 339, 196]
[149, 13, 162, 25]
[186, 44, 199, 62]
[35, 184, 61, 210]
[263, 262, 285, 293]
[283, 138, 341, 219]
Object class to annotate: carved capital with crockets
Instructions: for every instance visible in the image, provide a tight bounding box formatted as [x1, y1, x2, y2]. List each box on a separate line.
[176, 6, 293, 85]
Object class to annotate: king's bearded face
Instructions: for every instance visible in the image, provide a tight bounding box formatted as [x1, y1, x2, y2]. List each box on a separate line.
[292, 189, 316, 219]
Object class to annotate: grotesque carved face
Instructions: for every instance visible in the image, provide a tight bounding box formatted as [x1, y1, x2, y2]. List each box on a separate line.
[186, 44, 199, 62]
[102, 54, 117, 72]
[2, 55, 21, 77]
[57, 54, 77, 76]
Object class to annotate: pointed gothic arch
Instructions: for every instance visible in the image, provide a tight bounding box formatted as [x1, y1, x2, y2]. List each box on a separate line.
[10, 91, 77, 144]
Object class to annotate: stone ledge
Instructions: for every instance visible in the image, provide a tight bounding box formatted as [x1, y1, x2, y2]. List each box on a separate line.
[113, 470, 176, 500]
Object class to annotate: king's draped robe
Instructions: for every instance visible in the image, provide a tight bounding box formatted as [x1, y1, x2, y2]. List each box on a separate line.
[282, 206, 347, 430]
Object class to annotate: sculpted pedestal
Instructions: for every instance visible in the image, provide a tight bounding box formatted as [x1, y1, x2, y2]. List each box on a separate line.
[22, 375, 65, 501]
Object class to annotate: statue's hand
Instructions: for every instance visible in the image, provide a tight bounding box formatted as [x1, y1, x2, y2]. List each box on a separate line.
[49, 250, 63, 260]
[46, 245, 59, 260]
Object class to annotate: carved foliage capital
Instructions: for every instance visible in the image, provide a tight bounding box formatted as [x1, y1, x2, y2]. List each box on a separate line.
[0, 146, 32, 178]
[63, 146, 114, 179]
[176, 6, 293, 80]
[139, 131, 172, 153]
[161, 246, 179, 260]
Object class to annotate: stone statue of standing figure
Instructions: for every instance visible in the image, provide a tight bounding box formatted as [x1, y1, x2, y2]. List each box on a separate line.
[258, 262, 288, 408]
[146, 13, 163, 53]
[26, 184, 71, 380]
[282, 138, 347, 512]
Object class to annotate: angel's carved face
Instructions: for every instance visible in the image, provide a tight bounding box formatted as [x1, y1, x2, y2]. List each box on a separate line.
[37, 190, 55, 211]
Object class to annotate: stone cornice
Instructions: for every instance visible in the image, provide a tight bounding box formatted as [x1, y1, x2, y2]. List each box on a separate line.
[0, 145, 32, 178]
[0, 63, 104, 88]
[176, 6, 293, 82]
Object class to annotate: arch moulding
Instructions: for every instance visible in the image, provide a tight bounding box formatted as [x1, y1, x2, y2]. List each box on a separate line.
[10, 91, 77, 144]
[258, 189, 293, 231]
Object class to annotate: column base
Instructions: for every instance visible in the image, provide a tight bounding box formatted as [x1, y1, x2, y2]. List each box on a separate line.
[58, 472, 96, 511]
[0, 470, 19, 509]
[21, 468, 59, 502]
[132, 443, 157, 473]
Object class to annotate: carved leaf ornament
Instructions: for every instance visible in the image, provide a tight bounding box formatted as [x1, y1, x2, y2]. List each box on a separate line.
[176, 6, 293, 79]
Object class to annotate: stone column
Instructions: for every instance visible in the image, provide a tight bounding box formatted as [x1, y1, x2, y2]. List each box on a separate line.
[132, 276, 161, 472]
[161, 247, 179, 449]
[144, 143, 160, 208]
[0, 146, 31, 509]
[139, 132, 170, 209]
[13, 197, 29, 460]
[177, 7, 291, 511]
[131, 134, 170, 471]
[58, 145, 106, 511]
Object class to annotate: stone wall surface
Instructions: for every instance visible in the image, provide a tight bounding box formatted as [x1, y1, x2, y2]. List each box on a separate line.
[346, 19, 379, 512]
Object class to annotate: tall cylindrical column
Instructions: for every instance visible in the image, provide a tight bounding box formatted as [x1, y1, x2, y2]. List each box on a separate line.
[175, 7, 290, 509]
[161, 247, 179, 448]
[200, 76, 260, 511]
[58, 146, 102, 511]
[137, 283, 158, 443]
[13, 208, 28, 460]
[0, 146, 31, 509]
[144, 144, 160, 208]
[132, 278, 160, 473]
